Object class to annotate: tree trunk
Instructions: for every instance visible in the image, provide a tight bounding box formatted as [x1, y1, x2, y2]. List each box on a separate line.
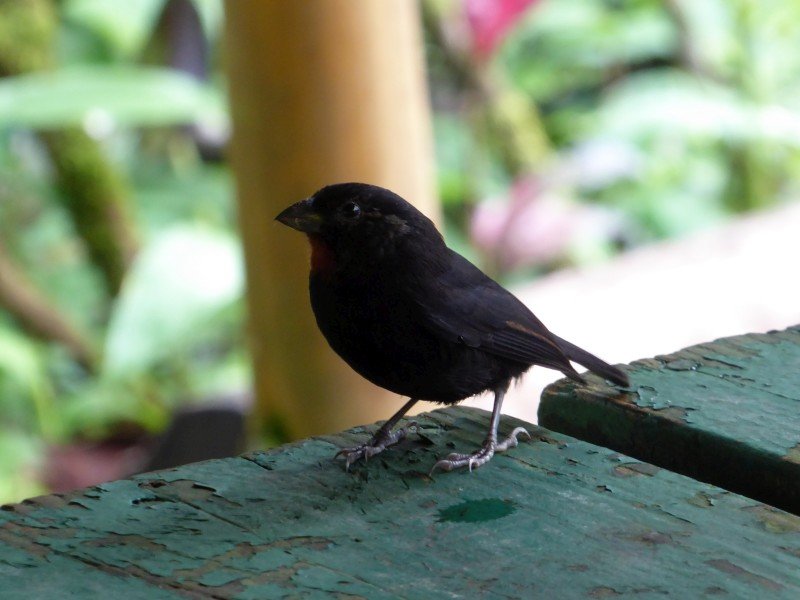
[224, 1, 437, 439]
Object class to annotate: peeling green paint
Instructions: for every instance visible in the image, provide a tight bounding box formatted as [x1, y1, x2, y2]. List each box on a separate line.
[785, 444, 800, 465]
[540, 325, 800, 515]
[633, 385, 672, 411]
[614, 462, 661, 478]
[688, 492, 717, 508]
[746, 505, 800, 534]
[706, 559, 783, 591]
[1, 407, 800, 597]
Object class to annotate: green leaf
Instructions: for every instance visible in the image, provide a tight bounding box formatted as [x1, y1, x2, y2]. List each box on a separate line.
[59, 377, 169, 437]
[597, 71, 747, 140]
[192, 0, 224, 41]
[64, 0, 167, 59]
[0, 66, 227, 130]
[501, 0, 676, 102]
[104, 225, 243, 376]
[434, 115, 473, 206]
[0, 327, 58, 438]
[0, 327, 44, 393]
[0, 430, 45, 505]
[597, 70, 800, 148]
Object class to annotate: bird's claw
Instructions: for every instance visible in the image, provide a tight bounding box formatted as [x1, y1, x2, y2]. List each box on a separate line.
[429, 427, 530, 475]
[335, 422, 417, 471]
[496, 426, 531, 451]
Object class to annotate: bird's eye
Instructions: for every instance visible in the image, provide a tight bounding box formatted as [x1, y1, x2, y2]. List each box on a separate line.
[340, 201, 361, 219]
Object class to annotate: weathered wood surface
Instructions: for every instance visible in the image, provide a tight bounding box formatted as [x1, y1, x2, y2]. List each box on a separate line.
[2, 407, 800, 598]
[540, 325, 800, 515]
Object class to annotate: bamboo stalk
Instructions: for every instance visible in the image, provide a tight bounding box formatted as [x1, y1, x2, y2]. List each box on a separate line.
[224, 0, 437, 438]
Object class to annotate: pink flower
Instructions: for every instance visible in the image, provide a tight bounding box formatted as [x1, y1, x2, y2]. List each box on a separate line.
[465, 0, 540, 57]
[470, 176, 624, 271]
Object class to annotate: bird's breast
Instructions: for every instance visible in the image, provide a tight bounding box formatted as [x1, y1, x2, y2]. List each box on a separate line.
[306, 234, 336, 274]
[310, 273, 421, 361]
[308, 273, 522, 402]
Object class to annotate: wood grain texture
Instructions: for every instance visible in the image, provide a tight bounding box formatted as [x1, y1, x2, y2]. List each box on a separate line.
[540, 325, 800, 515]
[2, 407, 800, 598]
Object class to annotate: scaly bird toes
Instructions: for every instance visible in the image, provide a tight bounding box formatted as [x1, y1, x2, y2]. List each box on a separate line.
[496, 426, 531, 452]
[430, 427, 530, 475]
[335, 422, 417, 470]
[430, 446, 496, 474]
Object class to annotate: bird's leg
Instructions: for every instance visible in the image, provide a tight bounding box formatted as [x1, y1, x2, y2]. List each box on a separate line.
[431, 384, 530, 473]
[335, 397, 418, 470]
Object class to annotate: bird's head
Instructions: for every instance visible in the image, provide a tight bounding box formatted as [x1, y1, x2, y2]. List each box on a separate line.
[276, 183, 443, 274]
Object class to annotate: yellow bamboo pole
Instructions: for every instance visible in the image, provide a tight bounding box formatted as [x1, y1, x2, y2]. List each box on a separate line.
[224, 1, 437, 439]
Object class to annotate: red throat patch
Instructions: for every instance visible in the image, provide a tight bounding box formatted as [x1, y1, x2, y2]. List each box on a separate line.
[307, 234, 335, 273]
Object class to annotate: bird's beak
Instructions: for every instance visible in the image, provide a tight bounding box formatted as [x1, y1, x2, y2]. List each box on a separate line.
[275, 198, 323, 233]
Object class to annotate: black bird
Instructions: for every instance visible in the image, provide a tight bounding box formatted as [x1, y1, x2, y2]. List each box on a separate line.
[276, 183, 628, 472]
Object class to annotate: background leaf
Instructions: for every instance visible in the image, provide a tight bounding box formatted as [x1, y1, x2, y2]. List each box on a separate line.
[0, 66, 226, 130]
[104, 225, 243, 376]
[63, 0, 167, 59]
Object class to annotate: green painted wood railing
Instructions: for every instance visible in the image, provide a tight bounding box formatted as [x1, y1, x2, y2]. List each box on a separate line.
[2, 402, 800, 597]
[540, 325, 800, 515]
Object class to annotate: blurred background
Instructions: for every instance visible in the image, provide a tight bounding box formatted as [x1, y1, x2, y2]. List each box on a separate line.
[1, 0, 798, 504]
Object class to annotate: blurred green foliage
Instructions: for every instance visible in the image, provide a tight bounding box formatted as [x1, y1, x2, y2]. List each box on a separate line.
[433, 0, 800, 249]
[0, 0, 238, 502]
[0, 66, 224, 129]
[2, 0, 800, 502]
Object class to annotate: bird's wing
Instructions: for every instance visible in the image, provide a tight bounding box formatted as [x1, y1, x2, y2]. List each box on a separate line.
[413, 251, 582, 379]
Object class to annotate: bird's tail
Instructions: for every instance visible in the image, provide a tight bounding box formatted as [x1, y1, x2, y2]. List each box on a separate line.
[551, 334, 629, 387]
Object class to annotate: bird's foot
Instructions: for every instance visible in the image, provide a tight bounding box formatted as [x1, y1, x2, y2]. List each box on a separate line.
[430, 427, 530, 474]
[335, 422, 417, 470]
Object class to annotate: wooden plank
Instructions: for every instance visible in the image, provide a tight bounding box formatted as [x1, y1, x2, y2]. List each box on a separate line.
[2, 406, 800, 598]
[539, 325, 800, 515]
